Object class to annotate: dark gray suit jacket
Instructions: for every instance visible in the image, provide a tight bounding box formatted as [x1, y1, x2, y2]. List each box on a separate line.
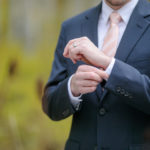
[42, 0, 150, 149]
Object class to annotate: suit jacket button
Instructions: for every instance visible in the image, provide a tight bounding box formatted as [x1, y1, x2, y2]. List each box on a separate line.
[124, 92, 129, 97]
[116, 86, 121, 93]
[120, 89, 125, 95]
[99, 108, 106, 116]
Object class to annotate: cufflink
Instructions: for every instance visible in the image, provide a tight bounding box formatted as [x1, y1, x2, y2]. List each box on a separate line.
[75, 102, 82, 111]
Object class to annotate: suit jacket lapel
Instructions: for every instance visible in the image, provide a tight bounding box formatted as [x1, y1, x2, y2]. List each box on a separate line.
[100, 0, 150, 103]
[82, 3, 103, 100]
[81, 3, 102, 46]
[115, 0, 150, 61]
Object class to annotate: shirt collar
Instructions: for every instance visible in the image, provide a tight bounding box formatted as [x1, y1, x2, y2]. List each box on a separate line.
[101, 0, 139, 25]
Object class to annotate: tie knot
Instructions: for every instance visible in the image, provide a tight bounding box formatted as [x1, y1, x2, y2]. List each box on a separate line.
[110, 12, 121, 25]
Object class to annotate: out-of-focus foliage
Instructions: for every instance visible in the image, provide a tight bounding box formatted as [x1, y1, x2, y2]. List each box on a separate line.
[0, 42, 72, 150]
[0, 0, 100, 150]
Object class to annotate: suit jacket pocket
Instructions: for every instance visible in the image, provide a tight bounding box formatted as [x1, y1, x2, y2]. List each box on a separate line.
[129, 144, 150, 150]
[65, 139, 80, 150]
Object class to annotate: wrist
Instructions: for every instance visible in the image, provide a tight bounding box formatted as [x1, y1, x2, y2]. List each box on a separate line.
[98, 55, 112, 70]
[104, 56, 113, 70]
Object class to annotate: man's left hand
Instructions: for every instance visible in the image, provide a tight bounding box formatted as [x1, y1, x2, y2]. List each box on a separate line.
[63, 37, 112, 70]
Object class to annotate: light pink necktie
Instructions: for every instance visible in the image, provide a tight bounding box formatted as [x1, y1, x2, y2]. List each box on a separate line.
[102, 12, 122, 57]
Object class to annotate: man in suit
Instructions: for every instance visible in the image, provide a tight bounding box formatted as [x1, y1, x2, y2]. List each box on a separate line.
[42, 0, 150, 149]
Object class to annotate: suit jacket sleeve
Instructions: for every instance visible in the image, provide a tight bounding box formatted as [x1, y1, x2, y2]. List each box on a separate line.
[105, 59, 150, 114]
[42, 24, 75, 121]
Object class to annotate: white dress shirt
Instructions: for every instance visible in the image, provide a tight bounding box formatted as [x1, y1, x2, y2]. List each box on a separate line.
[68, 0, 139, 110]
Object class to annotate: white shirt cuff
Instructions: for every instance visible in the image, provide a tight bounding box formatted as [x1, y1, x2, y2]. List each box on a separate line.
[105, 58, 115, 75]
[68, 75, 82, 110]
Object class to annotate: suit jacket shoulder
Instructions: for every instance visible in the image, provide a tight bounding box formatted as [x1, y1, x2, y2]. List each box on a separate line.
[62, 4, 101, 29]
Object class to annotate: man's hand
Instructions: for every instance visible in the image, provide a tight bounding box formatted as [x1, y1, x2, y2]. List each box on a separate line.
[63, 37, 112, 69]
[71, 65, 108, 96]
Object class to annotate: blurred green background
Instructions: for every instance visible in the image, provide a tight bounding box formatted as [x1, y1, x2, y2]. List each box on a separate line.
[0, 0, 100, 150]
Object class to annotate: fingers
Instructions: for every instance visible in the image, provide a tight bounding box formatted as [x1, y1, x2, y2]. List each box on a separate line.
[79, 80, 99, 87]
[78, 86, 97, 95]
[63, 37, 89, 59]
[75, 71, 103, 83]
[71, 72, 100, 96]
[70, 65, 108, 96]
[63, 39, 74, 58]
[63, 36, 105, 67]
[77, 65, 109, 80]
[63, 37, 82, 58]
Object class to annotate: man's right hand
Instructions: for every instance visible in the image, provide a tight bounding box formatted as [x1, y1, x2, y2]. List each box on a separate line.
[71, 65, 109, 97]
